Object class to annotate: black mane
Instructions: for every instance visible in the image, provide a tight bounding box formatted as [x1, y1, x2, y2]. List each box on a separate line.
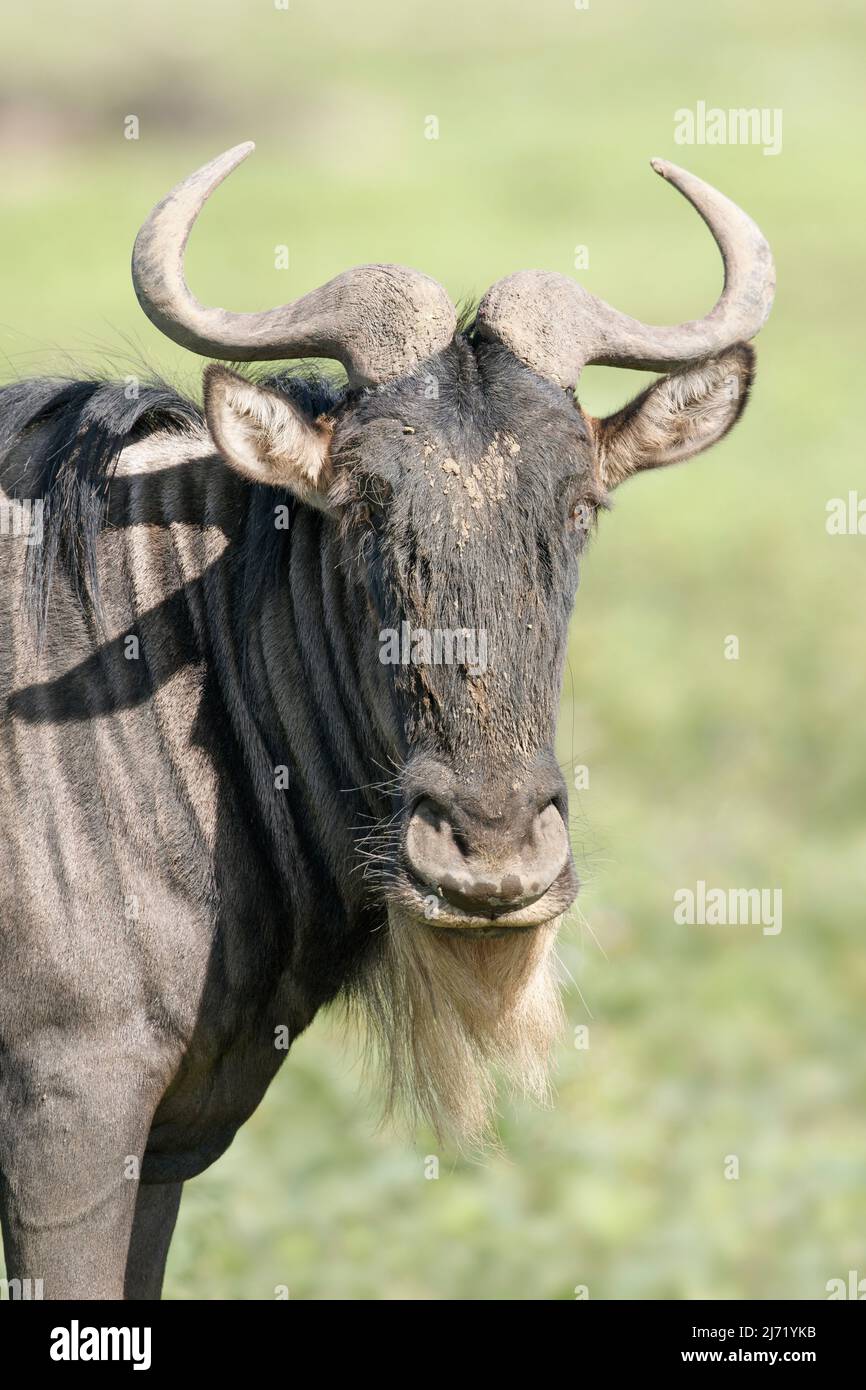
[0, 367, 343, 642]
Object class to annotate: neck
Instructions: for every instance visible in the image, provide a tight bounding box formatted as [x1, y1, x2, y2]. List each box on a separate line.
[221, 499, 397, 938]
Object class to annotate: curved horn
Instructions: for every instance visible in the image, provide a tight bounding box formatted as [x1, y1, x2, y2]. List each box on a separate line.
[132, 142, 457, 388]
[474, 158, 775, 389]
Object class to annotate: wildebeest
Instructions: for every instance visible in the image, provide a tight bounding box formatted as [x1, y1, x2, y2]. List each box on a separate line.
[0, 144, 774, 1299]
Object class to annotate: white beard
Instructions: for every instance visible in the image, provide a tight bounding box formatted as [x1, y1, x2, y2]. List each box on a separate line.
[344, 910, 564, 1146]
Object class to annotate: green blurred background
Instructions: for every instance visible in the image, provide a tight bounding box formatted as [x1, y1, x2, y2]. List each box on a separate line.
[1, 0, 864, 1300]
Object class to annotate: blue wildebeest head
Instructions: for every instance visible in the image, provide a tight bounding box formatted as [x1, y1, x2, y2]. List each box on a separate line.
[133, 145, 774, 1138]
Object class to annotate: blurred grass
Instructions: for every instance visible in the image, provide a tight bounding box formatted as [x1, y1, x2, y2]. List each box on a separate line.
[1, 0, 864, 1300]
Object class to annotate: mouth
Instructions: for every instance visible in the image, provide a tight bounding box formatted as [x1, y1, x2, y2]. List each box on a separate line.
[387, 862, 578, 933]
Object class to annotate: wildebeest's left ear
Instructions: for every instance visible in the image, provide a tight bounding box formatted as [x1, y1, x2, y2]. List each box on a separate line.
[203, 365, 335, 511]
[590, 345, 755, 489]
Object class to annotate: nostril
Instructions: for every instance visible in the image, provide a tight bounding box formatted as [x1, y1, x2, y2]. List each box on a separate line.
[532, 800, 567, 848]
[404, 797, 459, 892]
[451, 825, 470, 859]
[408, 796, 446, 831]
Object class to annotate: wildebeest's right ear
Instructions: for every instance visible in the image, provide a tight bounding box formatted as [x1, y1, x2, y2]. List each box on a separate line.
[203, 365, 335, 512]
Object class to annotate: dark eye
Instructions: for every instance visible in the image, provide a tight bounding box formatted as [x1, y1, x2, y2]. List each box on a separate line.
[557, 476, 598, 536]
[568, 498, 596, 534]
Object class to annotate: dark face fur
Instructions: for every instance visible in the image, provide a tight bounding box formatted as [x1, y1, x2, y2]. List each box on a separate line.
[329, 337, 601, 931]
